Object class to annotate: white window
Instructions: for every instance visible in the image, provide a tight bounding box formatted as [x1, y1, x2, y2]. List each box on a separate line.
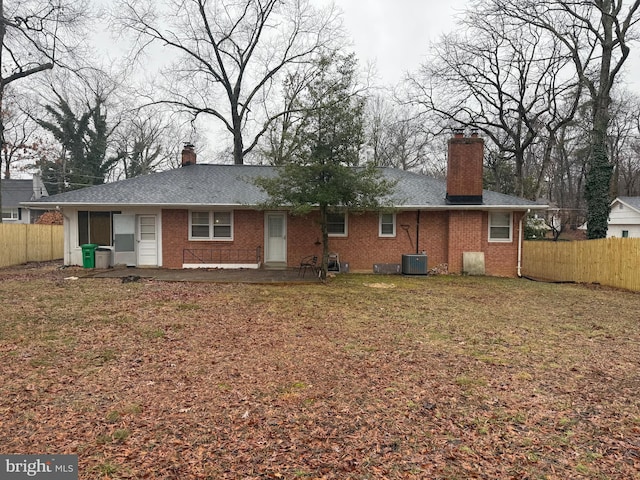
[327, 212, 347, 237]
[189, 211, 233, 240]
[139, 216, 156, 241]
[489, 211, 512, 242]
[379, 212, 396, 237]
[2, 209, 19, 220]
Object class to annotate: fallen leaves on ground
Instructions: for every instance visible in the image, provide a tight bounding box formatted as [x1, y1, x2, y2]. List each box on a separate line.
[1, 262, 639, 479]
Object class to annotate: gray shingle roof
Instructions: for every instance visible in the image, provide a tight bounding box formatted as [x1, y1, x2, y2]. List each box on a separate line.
[616, 196, 640, 212]
[2, 179, 37, 207]
[23, 164, 546, 210]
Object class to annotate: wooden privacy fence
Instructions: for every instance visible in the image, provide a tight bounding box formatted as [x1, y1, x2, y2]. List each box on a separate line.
[522, 238, 640, 292]
[0, 224, 64, 268]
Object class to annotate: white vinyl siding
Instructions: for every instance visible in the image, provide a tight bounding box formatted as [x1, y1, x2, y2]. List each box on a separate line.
[607, 199, 640, 238]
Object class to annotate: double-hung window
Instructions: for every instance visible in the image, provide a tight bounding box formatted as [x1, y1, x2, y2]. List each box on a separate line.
[379, 212, 396, 237]
[488, 211, 512, 242]
[190, 211, 233, 240]
[327, 212, 347, 237]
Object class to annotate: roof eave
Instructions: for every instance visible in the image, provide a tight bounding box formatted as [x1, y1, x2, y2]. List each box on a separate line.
[611, 197, 640, 215]
[20, 202, 259, 209]
[22, 202, 549, 211]
[396, 204, 549, 211]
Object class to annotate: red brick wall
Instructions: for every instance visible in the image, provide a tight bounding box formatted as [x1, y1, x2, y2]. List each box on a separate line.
[285, 213, 322, 264]
[482, 211, 523, 277]
[447, 135, 484, 199]
[160, 208, 522, 277]
[447, 210, 483, 273]
[286, 211, 450, 272]
[161, 209, 263, 268]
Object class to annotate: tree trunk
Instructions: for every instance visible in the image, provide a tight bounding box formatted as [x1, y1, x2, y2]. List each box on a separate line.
[232, 109, 244, 165]
[0, 0, 5, 222]
[585, 0, 615, 239]
[319, 204, 329, 282]
[585, 136, 613, 239]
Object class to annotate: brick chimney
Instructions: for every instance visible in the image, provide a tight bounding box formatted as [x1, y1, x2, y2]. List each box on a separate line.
[181, 143, 196, 166]
[446, 128, 484, 205]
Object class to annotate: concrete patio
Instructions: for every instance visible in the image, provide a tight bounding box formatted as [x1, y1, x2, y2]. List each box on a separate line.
[82, 265, 322, 284]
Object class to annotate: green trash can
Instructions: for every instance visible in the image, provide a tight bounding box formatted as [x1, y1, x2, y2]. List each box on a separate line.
[81, 244, 99, 268]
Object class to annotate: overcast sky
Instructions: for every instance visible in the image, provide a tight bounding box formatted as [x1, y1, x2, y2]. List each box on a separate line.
[326, 0, 640, 92]
[325, 0, 469, 85]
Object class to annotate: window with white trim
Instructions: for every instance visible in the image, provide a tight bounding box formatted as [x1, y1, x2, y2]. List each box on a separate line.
[189, 211, 233, 240]
[488, 211, 512, 242]
[2, 208, 19, 220]
[327, 212, 347, 236]
[379, 212, 396, 237]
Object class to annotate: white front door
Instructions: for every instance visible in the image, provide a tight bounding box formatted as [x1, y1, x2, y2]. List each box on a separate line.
[265, 212, 287, 263]
[137, 215, 158, 266]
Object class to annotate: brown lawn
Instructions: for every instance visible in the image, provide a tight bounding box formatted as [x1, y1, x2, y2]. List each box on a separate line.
[1, 262, 639, 479]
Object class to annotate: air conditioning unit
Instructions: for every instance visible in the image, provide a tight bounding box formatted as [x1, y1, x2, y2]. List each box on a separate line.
[401, 254, 428, 275]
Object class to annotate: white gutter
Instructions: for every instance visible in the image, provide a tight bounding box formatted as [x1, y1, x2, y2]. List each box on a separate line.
[58, 206, 72, 266]
[22, 202, 550, 211]
[517, 210, 528, 277]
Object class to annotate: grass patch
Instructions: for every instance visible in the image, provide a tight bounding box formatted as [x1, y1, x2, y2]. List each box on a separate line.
[86, 348, 117, 366]
[1, 264, 639, 479]
[94, 461, 118, 475]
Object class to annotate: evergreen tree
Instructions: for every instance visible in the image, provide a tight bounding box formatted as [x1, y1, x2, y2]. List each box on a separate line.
[36, 91, 117, 193]
[256, 54, 395, 279]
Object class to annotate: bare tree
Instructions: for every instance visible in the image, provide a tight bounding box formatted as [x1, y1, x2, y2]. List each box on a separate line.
[0, 0, 86, 217]
[607, 92, 640, 196]
[1, 87, 41, 178]
[486, 0, 640, 237]
[385, 113, 433, 172]
[112, 111, 184, 178]
[115, 0, 342, 165]
[406, 7, 581, 199]
[33, 69, 126, 194]
[361, 93, 444, 174]
[261, 64, 325, 165]
[545, 118, 590, 233]
[363, 94, 394, 167]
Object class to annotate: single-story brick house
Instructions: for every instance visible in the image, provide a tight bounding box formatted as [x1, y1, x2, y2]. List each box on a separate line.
[23, 132, 546, 277]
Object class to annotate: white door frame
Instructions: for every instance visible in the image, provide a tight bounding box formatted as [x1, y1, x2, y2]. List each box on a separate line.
[113, 214, 137, 267]
[137, 214, 158, 266]
[264, 211, 287, 264]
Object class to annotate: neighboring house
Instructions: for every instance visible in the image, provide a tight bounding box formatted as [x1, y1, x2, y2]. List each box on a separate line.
[608, 197, 640, 238]
[2, 174, 49, 224]
[23, 132, 547, 277]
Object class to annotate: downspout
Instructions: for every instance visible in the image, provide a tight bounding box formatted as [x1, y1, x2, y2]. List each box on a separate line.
[58, 206, 71, 266]
[416, 211, 420, 254]
[517, 210, 529, 278]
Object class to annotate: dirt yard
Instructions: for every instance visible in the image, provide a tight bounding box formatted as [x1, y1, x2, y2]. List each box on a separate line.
[1, 262, 639, 479]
